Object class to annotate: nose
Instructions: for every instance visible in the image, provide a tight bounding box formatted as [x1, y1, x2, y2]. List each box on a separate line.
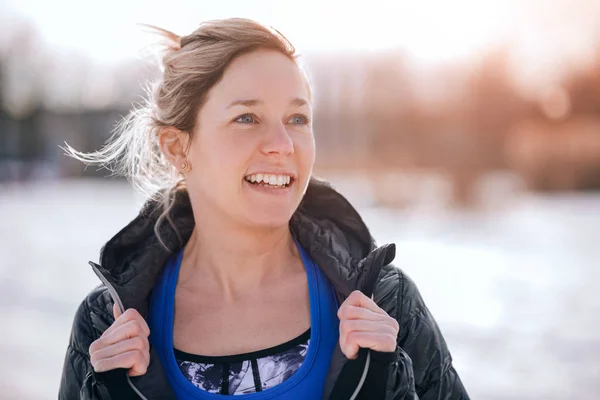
[260, 121, 294, 156]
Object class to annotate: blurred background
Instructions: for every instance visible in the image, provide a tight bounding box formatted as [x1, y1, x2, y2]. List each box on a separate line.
[1, 0, 599, 398]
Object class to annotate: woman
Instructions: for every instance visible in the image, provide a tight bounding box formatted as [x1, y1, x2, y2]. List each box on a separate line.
[59, 18, 468, 399]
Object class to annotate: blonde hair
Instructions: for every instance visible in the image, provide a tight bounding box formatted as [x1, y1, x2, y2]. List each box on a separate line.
[64, 18, 302, 250]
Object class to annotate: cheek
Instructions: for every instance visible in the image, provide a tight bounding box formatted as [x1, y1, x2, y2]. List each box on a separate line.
[193, 133, 247, 169]
[186, 138, 240, 196]
[295, 135, 316, 169]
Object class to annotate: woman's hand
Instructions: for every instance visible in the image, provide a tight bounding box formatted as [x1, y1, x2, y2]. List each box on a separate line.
[89, 305, 151, 377]
[338, 290, 399, 359]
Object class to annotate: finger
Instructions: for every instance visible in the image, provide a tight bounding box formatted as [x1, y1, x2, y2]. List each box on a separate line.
[339, 319, 398, 337]
[339, 332, 359, 360]
[95, 337, 150, 368]
[339, 322, 350, 358]
[90, 336, 149, 367]
[338, 319, 397, 359]
[343, 290, 387, 315]
[101, 309, 150, 339]
[112, 309, 149, 335]
[338, 305, 389, 322]
[341, 331, 397, 358]
[90, 319, 150, 355]
[93, 349, 148, 376]
[106, 319, 149, 344]
[94, 349, 149, 375]
[101, 306, 128, 338]
[113, 303, 122, 320]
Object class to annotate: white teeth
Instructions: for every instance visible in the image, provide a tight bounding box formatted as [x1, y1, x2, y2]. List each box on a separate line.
[245, 173, 292, 186]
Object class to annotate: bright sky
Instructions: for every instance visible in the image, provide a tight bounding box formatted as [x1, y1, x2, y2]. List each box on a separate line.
[3, 0, 600, 96]
[5, 0, 585, 66]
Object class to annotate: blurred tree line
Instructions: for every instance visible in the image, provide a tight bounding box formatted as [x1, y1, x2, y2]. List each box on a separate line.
[309, 47, 600, 204]
[1, 21, 599, 205]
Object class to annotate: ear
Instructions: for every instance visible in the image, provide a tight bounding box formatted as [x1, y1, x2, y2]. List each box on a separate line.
[158, 127, 189, 168]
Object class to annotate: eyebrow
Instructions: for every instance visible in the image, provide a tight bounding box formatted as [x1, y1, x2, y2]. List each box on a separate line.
[226, 98, 309, 109]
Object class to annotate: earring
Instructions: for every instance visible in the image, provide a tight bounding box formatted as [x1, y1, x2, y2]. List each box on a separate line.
[180, 160, 191, 173]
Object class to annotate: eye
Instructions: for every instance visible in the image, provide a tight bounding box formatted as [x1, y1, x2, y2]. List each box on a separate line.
[289, 114, 310, 125]
[234, 114, 257, 124]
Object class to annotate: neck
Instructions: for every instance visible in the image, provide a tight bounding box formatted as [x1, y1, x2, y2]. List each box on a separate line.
[178, 207, 300, 302]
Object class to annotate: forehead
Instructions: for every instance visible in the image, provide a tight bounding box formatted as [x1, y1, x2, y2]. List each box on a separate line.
[208, 49, 309, 105]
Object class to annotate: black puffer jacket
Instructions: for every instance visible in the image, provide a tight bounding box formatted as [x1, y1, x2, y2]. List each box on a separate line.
[59, 178, 469, 399]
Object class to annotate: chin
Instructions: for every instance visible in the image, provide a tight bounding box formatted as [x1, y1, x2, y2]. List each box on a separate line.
[243, 205, 297, 230]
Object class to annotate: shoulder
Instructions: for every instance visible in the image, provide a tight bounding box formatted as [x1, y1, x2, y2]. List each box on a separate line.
[373, 263, 427, 327]
[68, 285, 115, 355]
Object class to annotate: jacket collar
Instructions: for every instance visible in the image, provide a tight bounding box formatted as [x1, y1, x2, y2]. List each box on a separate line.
[93, 177, 395, 317]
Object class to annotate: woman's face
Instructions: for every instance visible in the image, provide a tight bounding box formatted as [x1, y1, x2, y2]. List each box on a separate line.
[186, 49, 315, 229]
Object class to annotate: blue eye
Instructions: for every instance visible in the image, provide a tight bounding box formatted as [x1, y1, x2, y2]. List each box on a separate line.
[290, 115, 310, 125]
[235, 114, 256, 124]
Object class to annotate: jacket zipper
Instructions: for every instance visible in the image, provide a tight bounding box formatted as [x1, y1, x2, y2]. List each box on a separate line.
[90, 262, 149, 400]
[349, 351, 371, 400]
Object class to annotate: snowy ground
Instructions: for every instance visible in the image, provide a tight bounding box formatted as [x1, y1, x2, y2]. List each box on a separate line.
[1, 179, 599, 399]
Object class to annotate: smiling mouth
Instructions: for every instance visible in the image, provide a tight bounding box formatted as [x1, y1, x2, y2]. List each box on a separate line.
[244, 173, 294, 188]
